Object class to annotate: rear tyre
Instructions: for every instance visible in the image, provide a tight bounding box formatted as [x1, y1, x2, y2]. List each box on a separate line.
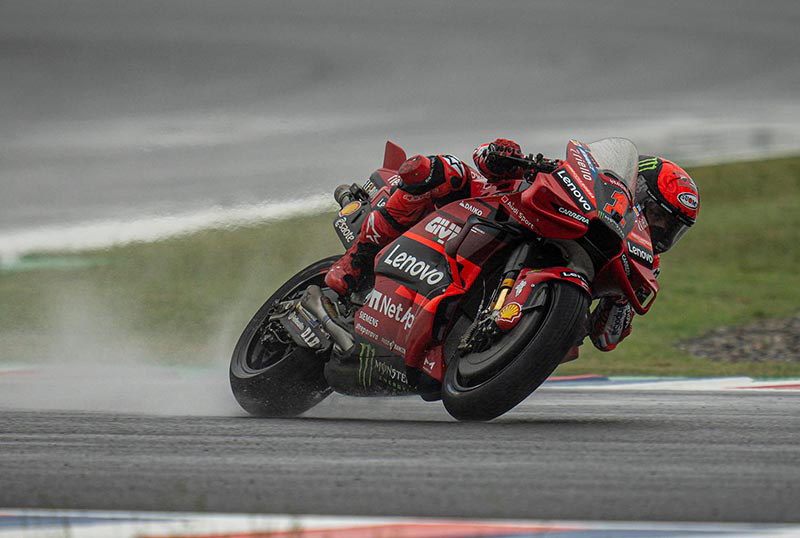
[230, 256, 340, 417]
[442, 281, 589, 421]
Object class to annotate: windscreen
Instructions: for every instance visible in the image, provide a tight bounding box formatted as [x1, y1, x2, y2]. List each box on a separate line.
[586, 138, 640, 194]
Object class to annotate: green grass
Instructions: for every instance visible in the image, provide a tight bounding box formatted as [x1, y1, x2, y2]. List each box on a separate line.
[2, 156, 799, 376]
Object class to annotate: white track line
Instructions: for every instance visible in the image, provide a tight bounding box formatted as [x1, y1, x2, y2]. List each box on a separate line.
[0, 195, 337, 265]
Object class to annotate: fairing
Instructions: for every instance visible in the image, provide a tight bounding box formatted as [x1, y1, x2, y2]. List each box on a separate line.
[337, 138, 661, 391]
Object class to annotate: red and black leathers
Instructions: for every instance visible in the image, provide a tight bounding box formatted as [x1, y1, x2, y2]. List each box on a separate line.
[325, 138, 520, 297]
[324, 140, 671, 354]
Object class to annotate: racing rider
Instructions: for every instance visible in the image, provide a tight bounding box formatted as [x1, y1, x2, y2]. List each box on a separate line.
[324, 140, 699, 352]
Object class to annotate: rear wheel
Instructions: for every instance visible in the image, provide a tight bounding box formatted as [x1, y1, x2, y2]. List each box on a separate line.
[229, 256, 340, 417]
[442, 281, 589, 421]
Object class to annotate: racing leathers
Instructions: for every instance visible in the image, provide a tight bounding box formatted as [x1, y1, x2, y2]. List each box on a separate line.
[324, 138, 648, 353]
[324, 138, 523, 297]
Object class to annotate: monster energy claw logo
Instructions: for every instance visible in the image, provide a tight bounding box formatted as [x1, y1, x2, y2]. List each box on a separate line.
[358, 343, 376, 388]
[357, 342, 409, 389]
[638, 157, 660, 172]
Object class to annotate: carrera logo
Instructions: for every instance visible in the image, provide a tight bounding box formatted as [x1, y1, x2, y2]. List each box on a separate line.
[555, 169, 595, 213]
[620, 253, 632, 276]
[677, 192, 698, 210]
[627, 241, 654, 267]
[382, 245, 445, 286]
[424, 216, 462, 243]
[364, 289, 415, 330]
[558, 206, 590, 224]
[334, 217, 355, 243]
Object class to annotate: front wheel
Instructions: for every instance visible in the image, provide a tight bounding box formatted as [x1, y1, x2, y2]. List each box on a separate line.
[230, 256, 340, 417]
[442, 281, 589, 421]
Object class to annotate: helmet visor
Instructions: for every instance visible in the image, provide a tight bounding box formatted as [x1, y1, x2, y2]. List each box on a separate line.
[643, 199, 692, 253]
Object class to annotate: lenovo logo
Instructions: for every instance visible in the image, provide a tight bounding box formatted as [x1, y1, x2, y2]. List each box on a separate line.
[382, 245, 445, 286]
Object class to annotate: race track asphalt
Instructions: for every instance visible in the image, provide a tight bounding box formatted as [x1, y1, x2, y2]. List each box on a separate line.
[2, 0, 800, 526]
[2, 389, 798, 523]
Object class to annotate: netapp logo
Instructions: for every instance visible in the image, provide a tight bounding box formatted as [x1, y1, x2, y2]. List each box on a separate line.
[364, 289, 415, 330]
[382, 245, 444, 286]
[555, 169, 594, 213]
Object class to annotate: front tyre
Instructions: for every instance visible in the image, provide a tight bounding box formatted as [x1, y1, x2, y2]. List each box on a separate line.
[230, 256, 340, 417]
[442, 281, 589, 421]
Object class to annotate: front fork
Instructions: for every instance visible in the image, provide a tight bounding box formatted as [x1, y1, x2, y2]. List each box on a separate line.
[458, 242, 533, 355]
[489, 242, 532, 316]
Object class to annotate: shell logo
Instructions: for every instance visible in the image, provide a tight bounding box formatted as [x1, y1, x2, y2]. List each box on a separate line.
[499, 302, 522, 322]
[338, 201, 362, 217]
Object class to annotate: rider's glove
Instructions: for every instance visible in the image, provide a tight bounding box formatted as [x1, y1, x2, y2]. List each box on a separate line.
[473, 138, 523, 180]
[589, 297, 633, 352]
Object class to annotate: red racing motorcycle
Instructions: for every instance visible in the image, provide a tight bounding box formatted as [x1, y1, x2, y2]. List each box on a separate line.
[230, 138, 658, 421]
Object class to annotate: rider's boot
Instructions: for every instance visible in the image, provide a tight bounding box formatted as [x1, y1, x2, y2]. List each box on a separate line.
[325, 210, 404, 296]
[560, 345, 580, 364]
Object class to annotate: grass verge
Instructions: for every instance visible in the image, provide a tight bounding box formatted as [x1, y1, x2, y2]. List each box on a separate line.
[2, 156, 799, 376]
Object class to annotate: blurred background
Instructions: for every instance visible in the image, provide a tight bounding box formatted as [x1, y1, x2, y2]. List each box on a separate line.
[3, 0, 799, 238]
[1, 0, 799, 414]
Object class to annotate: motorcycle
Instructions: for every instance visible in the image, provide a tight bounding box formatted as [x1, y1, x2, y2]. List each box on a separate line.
[230, 138, 658, 421]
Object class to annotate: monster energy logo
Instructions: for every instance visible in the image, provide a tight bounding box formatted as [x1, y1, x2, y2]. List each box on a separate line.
[357, 342, 409, 390]
[638, 157, 660, 172]
[358, 343, 375, 388]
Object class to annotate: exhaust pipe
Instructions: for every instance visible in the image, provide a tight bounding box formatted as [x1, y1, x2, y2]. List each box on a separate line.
[301, 285, 354, 353]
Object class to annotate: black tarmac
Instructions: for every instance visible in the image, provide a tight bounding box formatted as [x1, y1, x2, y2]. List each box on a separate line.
[2, 390, 798, 522]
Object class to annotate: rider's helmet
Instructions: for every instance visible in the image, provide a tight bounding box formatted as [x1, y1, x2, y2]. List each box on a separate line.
[635, 155, 699, 254]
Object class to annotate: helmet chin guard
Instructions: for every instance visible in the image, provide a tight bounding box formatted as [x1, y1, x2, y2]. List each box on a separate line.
[636, 156, 699, 253]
